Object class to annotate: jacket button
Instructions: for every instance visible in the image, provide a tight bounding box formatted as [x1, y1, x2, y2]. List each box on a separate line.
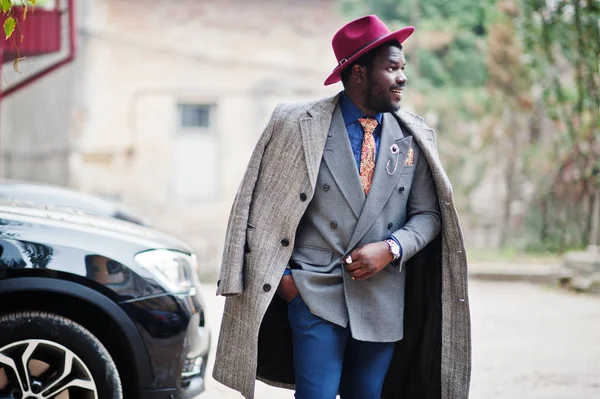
[387, 222, 393, 229]
[330, 221, 338, 229]
[281, 239, 290, 247]
[217, 279, 221, 287]
[300, 193, 307, 202]
[399, 187, 405, 193]
[323, 184, 330, 192]
[263, 284, 271, 292]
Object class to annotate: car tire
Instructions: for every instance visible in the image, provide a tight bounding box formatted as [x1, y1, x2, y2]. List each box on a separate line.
[0, 311, 122, 399]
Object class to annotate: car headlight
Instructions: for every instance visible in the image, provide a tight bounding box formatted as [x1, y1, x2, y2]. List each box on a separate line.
[134, 250, 199, 293]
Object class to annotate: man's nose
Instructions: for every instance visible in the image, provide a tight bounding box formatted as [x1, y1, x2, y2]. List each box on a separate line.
[397, 71, 407, 84]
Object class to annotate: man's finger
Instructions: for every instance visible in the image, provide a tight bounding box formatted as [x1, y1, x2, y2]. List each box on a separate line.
[351, 267, 370, 280]
[348, 261, 368, 275]
[352, 262, 378, 280]
[354, 264, 377, 279]
[344, 260, 364, 272]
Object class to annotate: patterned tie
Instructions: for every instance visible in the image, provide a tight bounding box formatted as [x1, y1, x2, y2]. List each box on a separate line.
[358, 117, 378, 195]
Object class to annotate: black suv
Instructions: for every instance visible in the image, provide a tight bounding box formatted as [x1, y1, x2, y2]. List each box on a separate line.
[0, 203, 210, 399]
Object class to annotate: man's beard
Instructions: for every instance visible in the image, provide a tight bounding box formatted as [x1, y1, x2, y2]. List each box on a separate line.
[364, 76, 401, 114]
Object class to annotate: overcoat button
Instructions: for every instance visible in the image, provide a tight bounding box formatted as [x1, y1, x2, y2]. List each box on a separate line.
[399, 187, 405, 193]
[217, 280, 221, 287]
[281, 239, 290, 247]
[387, 222, 393, 229]
[300, 193, 308, 202]
[323, 184, 330, 191]
[330, 221, 338, 229]
[263, 284, 271, 292]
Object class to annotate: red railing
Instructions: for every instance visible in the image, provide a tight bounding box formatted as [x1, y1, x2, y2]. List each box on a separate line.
[2, 7, 62, 62]
[0, 0, 75, 98]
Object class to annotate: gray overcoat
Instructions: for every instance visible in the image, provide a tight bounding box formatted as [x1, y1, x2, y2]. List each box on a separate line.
[213, 93, 471, 399]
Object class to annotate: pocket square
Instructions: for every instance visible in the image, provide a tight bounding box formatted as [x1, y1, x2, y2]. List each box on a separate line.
[405, 147, 414, 166]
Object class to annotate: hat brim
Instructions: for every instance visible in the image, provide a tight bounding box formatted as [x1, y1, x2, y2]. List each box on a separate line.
[323, 26, 415, 86]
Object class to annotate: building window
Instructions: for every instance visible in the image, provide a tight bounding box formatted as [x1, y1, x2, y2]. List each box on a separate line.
[178, 104, 212, 129]
[173, 103, 218, 201]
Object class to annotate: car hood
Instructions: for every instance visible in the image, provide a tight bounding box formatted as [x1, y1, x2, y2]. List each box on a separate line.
[0, 180, 149, 226]
[0, 204, 192, 254]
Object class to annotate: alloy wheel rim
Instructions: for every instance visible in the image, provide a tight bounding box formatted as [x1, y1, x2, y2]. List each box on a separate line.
[0, 339, 98, 399]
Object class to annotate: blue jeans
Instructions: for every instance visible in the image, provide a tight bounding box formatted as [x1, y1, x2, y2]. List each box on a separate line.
[287, 295, 396, 399]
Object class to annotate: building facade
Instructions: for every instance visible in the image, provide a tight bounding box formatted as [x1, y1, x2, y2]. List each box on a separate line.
[2, 0, 525, 278]
[3, 0, 342, 278]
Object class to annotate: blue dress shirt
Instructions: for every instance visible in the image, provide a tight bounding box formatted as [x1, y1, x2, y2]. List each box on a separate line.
[338, 92, 383, 171]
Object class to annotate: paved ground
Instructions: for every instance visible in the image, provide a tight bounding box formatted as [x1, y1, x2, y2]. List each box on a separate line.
[196, 280, 600, 399]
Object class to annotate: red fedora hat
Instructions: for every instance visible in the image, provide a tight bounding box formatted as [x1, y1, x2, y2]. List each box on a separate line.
[324, 15, 415, 86]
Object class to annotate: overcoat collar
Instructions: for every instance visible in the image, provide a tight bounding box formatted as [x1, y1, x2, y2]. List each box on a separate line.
[299, 92, 443, 221]
[299, 94, 340, 190]
[301, 93, 438, 183]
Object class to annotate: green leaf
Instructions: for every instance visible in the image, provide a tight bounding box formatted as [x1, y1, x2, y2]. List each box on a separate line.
[1, 0, 11, 13]
[4, 16, 15, 39]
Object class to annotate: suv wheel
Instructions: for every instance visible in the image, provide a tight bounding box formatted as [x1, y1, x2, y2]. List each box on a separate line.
[0, 311, 122, 399]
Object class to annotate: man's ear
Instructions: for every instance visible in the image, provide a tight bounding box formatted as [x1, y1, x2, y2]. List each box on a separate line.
[352, 65, 366, 84]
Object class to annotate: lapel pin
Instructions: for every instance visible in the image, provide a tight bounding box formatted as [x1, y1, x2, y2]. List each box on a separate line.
[387, 144, 400, 175]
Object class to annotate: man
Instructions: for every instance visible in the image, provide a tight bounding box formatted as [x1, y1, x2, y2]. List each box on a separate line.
[214, 15, 471, 399]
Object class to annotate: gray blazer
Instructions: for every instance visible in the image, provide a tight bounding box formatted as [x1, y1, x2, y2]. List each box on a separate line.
[291, 104, 441, 342]
[213, 93, 471, 399]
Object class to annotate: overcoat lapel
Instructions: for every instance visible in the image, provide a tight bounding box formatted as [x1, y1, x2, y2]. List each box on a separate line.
[322, 105, 366, 219]
[347, 112, 411, 252]
[394, 109, 451, 193]
[299, 96, 340, 190]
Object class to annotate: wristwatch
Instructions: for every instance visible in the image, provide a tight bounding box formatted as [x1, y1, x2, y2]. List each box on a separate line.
[385, 239, 401, 261]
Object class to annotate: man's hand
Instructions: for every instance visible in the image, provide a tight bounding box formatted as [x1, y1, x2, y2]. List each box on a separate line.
[343, 241, 393, 281]
[277, 274, 299, 302]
